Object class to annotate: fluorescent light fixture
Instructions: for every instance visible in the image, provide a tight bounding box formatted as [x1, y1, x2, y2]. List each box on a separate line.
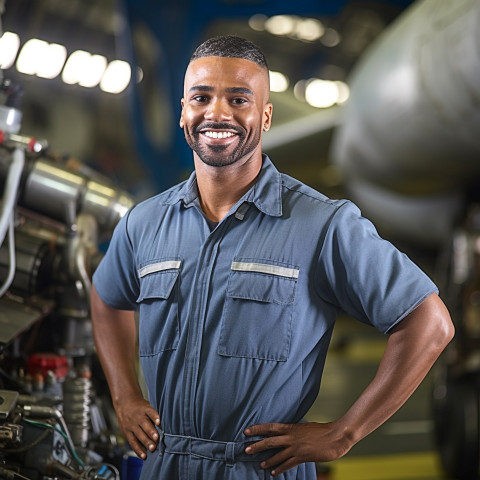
[269, 71, 289, 93]
[305, 79, 339, 108]
[16, 38, 66, 79]
[335, 81, 350, 104]
[293, 79, 307, 102]
[248, 14, 267, 31]
[16, 38, 47, 75]
[100, 60, 131, 94]
[6, 30, 132, 94]
[62, 51, 107, 87]
[265, 15, 296, 36]
[62, 50, 91, 85]
[78, 54, 107, 87]
[36, 43, 67, 79]
[135, 66, 144, 84]
[320, 28, 341, 47]
[295, 18, 325, 42]
[0, 32, 20, 69]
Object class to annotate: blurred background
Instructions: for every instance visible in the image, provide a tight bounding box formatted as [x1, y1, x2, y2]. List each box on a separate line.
[1, 0, 480, 479]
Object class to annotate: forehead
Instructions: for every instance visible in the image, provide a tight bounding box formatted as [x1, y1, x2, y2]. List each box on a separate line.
[184, 56, 269, 95]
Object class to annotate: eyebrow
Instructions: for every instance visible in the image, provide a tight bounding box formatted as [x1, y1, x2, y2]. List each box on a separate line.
[189, 85, 254, 95]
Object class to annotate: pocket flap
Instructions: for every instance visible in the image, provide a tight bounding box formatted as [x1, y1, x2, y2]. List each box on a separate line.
[228, 261, 298, 305]
[136, 260, 181, 302]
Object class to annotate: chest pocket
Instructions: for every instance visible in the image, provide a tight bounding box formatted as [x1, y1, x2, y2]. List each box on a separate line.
[218, 260, 299, 362]
[136, 260, 181, 356]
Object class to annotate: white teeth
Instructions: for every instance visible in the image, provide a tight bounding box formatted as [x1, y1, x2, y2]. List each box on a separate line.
[204, 131, 234, 139]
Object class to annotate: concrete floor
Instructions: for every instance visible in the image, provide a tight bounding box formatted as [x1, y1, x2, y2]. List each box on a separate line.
[306, 314, 450, 480]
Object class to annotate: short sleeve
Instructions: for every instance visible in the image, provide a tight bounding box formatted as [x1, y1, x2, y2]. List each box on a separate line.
[92, 208, 139, 310]
[315, 201, 438, 333]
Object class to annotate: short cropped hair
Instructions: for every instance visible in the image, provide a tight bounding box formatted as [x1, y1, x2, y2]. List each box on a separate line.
[190, 35, 269, 70]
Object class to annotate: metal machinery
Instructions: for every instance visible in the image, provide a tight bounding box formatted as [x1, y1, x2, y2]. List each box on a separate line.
[0, 74, 135, 479]
[329, 0, 480, 477]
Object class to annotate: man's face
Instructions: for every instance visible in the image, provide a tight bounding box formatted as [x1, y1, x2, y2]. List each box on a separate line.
[180, 56, 273, 168]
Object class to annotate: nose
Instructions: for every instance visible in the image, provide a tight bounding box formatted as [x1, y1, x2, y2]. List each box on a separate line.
[204, 98, 232, 121]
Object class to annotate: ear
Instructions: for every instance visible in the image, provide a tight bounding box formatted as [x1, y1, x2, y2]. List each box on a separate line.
[262, 102, 273, 132]
[179, 98, 185, 128]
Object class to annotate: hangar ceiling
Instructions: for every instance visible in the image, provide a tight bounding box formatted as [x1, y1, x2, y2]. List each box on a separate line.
[1, 0, 414, 197]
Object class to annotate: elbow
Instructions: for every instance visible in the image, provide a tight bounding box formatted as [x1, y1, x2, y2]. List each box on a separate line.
[432, 299, 455, 353]
[439, 314, 455, 350]
[415, 293, 455, 355]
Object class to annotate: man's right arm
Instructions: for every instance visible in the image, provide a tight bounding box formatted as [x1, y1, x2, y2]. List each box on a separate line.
[90, 285, 160, 459]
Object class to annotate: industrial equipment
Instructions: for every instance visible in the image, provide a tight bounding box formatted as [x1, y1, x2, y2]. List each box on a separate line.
[0, 73, 135, 479]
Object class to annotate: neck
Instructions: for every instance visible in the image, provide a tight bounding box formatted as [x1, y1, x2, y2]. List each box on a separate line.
[194, 154, 262, 222]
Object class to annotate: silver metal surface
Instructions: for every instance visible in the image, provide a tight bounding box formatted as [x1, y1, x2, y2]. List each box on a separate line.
[19, 157, 134, 233]
[0, 106, 22, 134]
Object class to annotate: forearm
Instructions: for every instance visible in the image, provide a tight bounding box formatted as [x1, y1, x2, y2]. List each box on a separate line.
[90, 285, 161, 458]
[244, 297, 454, 476]
[337, 292, 454, 447]
[90, 285, 142, 407]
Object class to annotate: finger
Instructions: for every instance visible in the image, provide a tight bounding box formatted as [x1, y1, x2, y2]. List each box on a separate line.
[140, 416, 160, 443]
[270, 456, 300, 477]
[146, 407, 161, 426]
[131, 424, 158, 453]
[244, 423, 290, 436]
[259, 446, 294, 469]
[245, 435, 289, 454]
[126, 432, 148, 460]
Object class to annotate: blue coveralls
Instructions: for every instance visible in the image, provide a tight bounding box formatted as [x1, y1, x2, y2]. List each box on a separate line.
[93, 155, 438, 479]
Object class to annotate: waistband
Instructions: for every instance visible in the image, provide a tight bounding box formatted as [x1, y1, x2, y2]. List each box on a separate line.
[158, 431, 273, 467]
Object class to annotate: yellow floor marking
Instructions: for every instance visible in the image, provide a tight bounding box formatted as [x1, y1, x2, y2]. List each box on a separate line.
[329, 451, 445, 480]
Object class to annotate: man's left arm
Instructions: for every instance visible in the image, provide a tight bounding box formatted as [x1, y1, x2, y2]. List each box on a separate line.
[244, 292, 455, 476]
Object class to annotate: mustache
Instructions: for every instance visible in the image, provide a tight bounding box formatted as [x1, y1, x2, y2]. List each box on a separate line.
[196, 122, 244, 135]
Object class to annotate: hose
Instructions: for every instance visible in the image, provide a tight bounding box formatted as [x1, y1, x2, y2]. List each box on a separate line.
[0, 213, 15, 296]
[0, 148, 24, 245]
[0, 148, 24, 296]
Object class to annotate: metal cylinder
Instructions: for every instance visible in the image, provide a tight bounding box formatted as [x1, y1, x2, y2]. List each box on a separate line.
[0, 230, 56, 295]
[62, 375, 92, 447]
[17, 157, 134, 234]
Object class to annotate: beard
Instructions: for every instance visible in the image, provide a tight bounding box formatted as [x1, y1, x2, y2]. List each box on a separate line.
[185, 122, 261, 167]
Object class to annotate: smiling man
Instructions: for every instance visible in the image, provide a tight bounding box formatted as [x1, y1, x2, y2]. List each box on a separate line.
[91, 35, 454, 479]
[180, 54, 270, 170]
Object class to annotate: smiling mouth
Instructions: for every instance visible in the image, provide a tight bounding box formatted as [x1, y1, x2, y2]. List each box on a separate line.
[202, 130, 237, 139]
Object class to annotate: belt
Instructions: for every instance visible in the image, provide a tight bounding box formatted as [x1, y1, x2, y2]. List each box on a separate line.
[158, 431, 274, 467]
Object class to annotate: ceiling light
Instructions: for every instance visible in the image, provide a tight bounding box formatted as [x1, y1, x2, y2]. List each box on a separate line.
[36, 43, 67, 79]
[62, 50, 107, 87]
[0, 32, 20, 69]
[269, 71, 289, 93]
[293, 79, 308, 102]
[320, 28, 341, 47]
[305, 79, 339, 108]
[100, 60, 131, 94]
[16, 38, 66, 79]
[294, 18, 325, 42]
[62, 50, 91, 85]
[248, 14, 267, 32]
[136, 66, 144, 83]
[265, 15, 296, 36]
[16, 38, 48, 75]
[335, 81, 350, 104]
[78, 54, 107, 87]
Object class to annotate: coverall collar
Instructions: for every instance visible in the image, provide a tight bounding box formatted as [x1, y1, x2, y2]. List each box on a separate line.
[168, 154, 283, 218]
